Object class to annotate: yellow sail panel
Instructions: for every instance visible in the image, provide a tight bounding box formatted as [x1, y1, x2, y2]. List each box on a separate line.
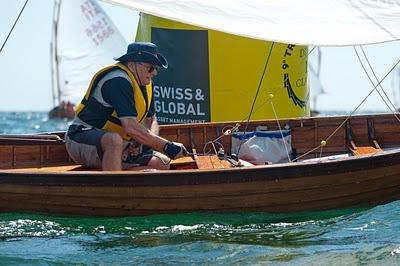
[136, 14, 309, 124]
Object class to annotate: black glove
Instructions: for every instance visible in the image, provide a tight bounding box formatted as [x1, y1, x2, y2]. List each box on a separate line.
[163, 141, 188, 159]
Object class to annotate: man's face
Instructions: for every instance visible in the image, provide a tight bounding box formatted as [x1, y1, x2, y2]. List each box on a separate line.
[130, 62, 159, 86]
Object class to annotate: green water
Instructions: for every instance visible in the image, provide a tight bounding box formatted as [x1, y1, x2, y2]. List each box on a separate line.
[0, 112, 399, 265]
[0, 208, 399, 265]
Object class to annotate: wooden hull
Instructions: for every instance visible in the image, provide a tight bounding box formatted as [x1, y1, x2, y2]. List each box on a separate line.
[0, 150, 399, 216]
[1, 113, 400, 216]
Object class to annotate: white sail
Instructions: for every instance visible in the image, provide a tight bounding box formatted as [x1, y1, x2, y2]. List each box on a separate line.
[308, 47, 324, 111]
[103, 0, 400, 46]
[54, 0, 127, 105]
[392, 64, 400, 109]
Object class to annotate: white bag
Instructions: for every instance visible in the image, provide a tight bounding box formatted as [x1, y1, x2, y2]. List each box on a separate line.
[231, 129, 292, 164]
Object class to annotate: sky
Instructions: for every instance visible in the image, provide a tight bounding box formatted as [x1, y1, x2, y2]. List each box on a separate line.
[0, 0, 399, 112]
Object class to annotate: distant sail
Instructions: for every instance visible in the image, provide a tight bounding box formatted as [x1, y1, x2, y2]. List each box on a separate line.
[53, 0, 127, 106]
[308, 47, 324, 112]
[392, 63, 400, 109]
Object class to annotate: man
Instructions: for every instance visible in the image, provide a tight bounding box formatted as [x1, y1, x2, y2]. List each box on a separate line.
[65, 42, 188, 170]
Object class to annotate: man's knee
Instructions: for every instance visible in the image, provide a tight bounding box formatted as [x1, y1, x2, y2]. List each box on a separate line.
[148, 152, 170, 170]
[101, 132, 123, 150]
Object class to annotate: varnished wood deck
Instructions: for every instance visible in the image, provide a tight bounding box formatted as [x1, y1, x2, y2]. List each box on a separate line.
[2, 155, 233, 173]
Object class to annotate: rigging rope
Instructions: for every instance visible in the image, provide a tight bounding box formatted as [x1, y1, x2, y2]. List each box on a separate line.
[354, 48, 395, 112]
[308, 46, 316, 56]
[0, 0, 29, 55]
[293, 49, 400, 162]
[269, 96, 292, 162]
[356, 46, 400, 122]
[243, 42, 275, 127]
[237, 42, 275, 155]
[327, 56, 400, 131]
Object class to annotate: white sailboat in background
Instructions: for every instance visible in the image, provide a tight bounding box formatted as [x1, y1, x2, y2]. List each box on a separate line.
[49, 0, 127, 119]
[308, 46, 325, 116]
[392, 63, 400, 111]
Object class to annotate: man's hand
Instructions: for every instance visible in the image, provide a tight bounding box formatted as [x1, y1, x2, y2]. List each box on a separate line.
[163, 141, 188, 159]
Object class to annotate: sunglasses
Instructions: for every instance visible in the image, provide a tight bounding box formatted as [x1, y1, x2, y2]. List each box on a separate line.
[139, 63, 159, 73]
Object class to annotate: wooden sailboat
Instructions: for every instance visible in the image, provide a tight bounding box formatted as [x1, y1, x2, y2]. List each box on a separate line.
[48, 0, 127, 119]
[1, 1, 399, 216]
[1, 113, 400, 216]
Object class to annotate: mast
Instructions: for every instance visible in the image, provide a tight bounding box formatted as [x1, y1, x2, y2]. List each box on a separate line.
[50, 0, 61, 107]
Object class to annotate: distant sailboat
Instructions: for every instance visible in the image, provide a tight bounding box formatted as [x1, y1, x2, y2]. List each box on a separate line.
[48, 0, 127, 119]
[308, 46, 325, 116]
[392, 63, 400, 111]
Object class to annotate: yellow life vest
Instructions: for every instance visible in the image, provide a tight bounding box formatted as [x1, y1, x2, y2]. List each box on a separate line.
[75, 63, 152, 140]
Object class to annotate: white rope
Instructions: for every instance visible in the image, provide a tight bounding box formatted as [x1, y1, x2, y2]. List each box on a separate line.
[269, 97, 292, 162]
[355, 46, 400, 123]
[294, 48, 400, 162]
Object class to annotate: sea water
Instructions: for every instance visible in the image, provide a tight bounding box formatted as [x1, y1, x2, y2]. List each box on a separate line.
[0, 111, 399, 265]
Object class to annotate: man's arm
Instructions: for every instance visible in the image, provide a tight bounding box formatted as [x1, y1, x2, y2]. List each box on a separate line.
[121, 117, 166, 152]
[143, 116, 159, 135]
[121, 117, 187, 160]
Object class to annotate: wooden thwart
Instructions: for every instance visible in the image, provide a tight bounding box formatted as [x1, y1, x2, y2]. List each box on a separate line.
[170, 156, 195, 166]
[195, 155, 232, 169]
[346, 120, 383, 156]
[350, 145, 382, 156]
